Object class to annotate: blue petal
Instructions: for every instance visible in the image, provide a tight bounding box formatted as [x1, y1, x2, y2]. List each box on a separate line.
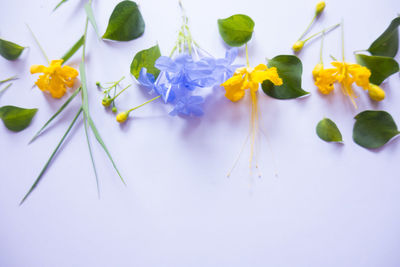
[155, 56, 180, 73]
[225, 48, 238, 64]
[137, 68, 155, 88]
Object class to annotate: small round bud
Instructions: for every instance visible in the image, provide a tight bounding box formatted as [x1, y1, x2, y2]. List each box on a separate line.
[292, 40, 304, 52]
[96, 82, 101, 86]
[112, 107, 117, 113]
[312, 63, 324, 80]
[315, 1, 326, 15]
[368, 84, 385, 101]
[102, 97, 112, 107]
[116, 111, 129, 123]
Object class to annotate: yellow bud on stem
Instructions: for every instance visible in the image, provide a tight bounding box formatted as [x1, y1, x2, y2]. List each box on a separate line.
[116, 111, 129, 123]
[368, 84, 385, 101]
[312, 63, 324, 80]
[316, 1, 326, 15]
[292, 40, 305, 52]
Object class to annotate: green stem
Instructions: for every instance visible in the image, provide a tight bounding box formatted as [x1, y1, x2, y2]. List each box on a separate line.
[341, 20, 345, 61]
[298, 14, 317, 41]
[0, 83, 13, 94]
[245, 43, 250, 67]
[111, 84, 131, 101]
[20, 107, 83, 205]
[0, 75, 17, 84]
[26, 24, 50, 64]
[303, 23, 340, 43]
[319, 30, 325, 64]
[127, 95, 161, 113]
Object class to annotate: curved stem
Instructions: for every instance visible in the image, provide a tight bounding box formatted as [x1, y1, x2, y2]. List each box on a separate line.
[298, 14, 317, 41]
[127, 95, 161, 113]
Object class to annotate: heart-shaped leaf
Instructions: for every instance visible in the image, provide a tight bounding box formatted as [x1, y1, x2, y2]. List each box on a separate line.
[0, 105, 37, 132]
[353, 110, 400, 149]
[130, 44, 161, 79]
[262, 55, 309, 99]
[218, 14, 254, 47]
[368, 16, 400, 57]
[102, 1, 145, 41]
[316, 118, 343, 142]
[355, 54, 399, 85]
[0, 38, 25, 60]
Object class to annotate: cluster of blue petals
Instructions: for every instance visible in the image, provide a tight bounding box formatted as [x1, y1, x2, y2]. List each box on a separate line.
[138, 48, 239, 116]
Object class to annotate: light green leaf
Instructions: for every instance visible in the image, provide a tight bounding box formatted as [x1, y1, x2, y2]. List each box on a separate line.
[53, 0, 68, 11]
[83, 115, 100, 197]
[368, 16, 400, 57]
[61, 35, 84, 63]
[217, 14, 255, 47]
[84, 3, 100, 37]
[29, 87, 81, 143]
[355, 54, 399, 85]
[316, 118, 343, 142]
[130, 44, 161, 80]
[20, 108, 82, 205]
[353, 110, 400, 149]
[262, 55, 309, 99]
[0, 38, 25, 60]
[102, 0, 145, 41]
[0, 106, 37, 132]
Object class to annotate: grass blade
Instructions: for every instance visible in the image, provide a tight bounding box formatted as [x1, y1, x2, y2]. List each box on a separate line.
[53, 0, 68, 12]
[61, 35, 84, 63]
[79, 62, 89, 116]
[20, 107, 83, 205]
[84, 3, 100, 37]
[29, 87, 81, 144]
[87, 115, 125, 185]
[83, 114, 100, 197]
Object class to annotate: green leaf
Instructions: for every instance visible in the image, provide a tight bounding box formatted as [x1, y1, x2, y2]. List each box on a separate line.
[61, 35, 84, 63]
[0, 38, 25, 60]
[29, 87, 81, 143]
[353, 110, 400, 149]
[53, 0, 68, 11]
[102, 0, 145, 41]
[20, 108, 82, 205]
[262, 55, 309, 99]
[83, 115, 100, 198]
[316, 118, 343, 142]
[130, 44, 161, 80]
[217, 14, 255, 47]
[355, 54, 399, 85]
[368, 16, 400, 57]
[0, 106, 37, 132]
[84, 3, 100, 37]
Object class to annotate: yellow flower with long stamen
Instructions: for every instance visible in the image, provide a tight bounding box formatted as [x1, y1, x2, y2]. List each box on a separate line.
[30, 59, 79, 98]
[314, 61, 373, 107]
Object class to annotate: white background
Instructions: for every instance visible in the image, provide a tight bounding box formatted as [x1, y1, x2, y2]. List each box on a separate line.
[1, 0, 400, 266]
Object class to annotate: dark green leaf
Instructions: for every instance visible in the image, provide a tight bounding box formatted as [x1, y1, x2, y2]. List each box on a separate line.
[262, 55, 309, 99]
[130, 44, 161, 80]
[217, 14, 254, 47]
[0, 38, 25, 60]
[0, 106, 37, 132]
[316, 118, 343, 142]
[61, 35, 84, 63]
[353, 110, 400, 149]
[102, 0, 145, 41]
[20, 108, 82, 205]
[53, 0, 68, 11]
[29, 87, 81, 143]
[84, 3, 100, 37]
[368, 16, 400, 57]
[355, 54, 399, 85]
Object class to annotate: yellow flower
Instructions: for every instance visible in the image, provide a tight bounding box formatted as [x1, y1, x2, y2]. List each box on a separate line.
[221, 64, 282, 102]
[30, 59, 79, 98]
[368, 83, 385, 101]
[312, 63, 324, 80]
[314, 61, 371, 107]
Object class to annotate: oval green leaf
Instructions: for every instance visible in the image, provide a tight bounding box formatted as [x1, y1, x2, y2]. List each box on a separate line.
[130, 44, 161, 80]
[0, 38, 25, 60]
[355, 54, 399, 85]
[0, 105, 37, 132]
[262, 55, 309, 99]
[316, 118, 343, 143]
[217, 14, 254, 47]
[102, 1, 145, 41]
[353, 110, 400, 149]
[368, 16, 400, 57]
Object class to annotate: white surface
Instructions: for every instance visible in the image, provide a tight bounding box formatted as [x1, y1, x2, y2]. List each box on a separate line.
[1, 0, 400, 266]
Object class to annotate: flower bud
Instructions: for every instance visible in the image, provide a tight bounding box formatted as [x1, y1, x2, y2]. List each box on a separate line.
[102, 97, 112, 107]
[368, 84, 385, 101]
[312, 63, 324, 80]
[112, 107, 117, 113]
[292, 40, 304, 52]
[315, 1, 326, 15]
[116, 111, 129, 123]
[96, 82, 101, 86]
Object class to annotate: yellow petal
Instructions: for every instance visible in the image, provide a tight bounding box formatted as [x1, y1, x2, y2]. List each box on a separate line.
[30, 65, 47, 74]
